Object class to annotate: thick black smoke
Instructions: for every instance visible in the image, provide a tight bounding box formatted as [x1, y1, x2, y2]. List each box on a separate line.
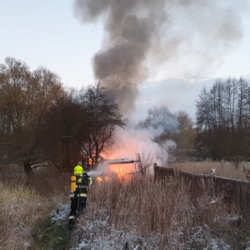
[73, 0, 244, 114]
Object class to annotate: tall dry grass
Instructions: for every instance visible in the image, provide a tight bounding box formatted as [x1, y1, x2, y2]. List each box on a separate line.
[89, 176, 188, 235]
[0, 165, 70, 250]
[71, 174, 248, 249]
[0, 180, 52, 250]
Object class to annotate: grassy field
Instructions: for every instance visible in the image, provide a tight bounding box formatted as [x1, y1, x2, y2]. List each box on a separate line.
[71, 172, 250, 249]
[1, 161, 250, 249]
[169, 161, 248, 180]
[0, 164, 70, 250]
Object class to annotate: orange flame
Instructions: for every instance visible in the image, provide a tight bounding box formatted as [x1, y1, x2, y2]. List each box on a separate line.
[98, 141, 141, 181]
[96, 176, 110, 183]
[109, 163, 136, 179]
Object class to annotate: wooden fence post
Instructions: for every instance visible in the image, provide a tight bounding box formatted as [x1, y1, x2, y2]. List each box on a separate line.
[211, 168, 216, 199]
[154, 163, 157, 179]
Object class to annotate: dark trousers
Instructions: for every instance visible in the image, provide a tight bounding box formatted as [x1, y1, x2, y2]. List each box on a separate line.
[70, 197, 87, 216]
[68, 197, 86, 227]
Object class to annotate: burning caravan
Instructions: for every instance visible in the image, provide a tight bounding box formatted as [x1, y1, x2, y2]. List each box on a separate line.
[106, 153, 143, 175]
[87, 154, 147, 180]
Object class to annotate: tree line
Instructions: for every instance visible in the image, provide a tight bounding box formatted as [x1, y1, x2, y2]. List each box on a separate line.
[1, 57, 247, 174]
[196, 78, 250, 165]
[0, 57, 197, 174]
[136, 77, 250, 164]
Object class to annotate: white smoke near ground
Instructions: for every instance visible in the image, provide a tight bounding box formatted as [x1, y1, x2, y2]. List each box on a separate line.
[86, 123, 177, 178]
[87, 105, 179, 177]
[138, 105, 179, 136]
[110, 124, 176, 172]
[87, 161, 109, 178]
[112, 126, 171, 162]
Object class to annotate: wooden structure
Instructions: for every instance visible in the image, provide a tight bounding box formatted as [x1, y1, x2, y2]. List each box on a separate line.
[154, 165, 250, 216]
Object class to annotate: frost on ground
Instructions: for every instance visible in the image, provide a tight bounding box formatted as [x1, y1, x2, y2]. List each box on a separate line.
[71, 219, 161, 250]
[185, 226, 230, 250]
[71, 219, 231, 250]
[48, 187, 250, 249]
[48, 203, 250, 249]
[50, 203, 70, 225]
[70, 214, 236, 250]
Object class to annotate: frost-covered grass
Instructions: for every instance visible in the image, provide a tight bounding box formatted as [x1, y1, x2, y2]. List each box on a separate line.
[1, 162, 250, 249]
[0, 180, 52, 250]
[70, 175, 250, 249]
[0, 166, 70, 250]
[50, 203, 70, 225]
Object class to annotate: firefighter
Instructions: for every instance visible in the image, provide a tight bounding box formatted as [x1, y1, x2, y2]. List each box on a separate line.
[68, 162, 93, 230]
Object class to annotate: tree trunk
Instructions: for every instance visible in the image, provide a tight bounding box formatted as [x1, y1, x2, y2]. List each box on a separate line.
[23, 158, 34, 176]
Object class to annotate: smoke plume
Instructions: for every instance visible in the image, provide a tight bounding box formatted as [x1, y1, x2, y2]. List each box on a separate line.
[74, 0, 244, 114]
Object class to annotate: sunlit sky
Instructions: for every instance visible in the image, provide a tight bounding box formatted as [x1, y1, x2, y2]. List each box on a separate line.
[0, 0, 249, 121]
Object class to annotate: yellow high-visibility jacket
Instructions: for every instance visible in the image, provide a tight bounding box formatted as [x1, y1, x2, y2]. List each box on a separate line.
[70, 173, 93, 199]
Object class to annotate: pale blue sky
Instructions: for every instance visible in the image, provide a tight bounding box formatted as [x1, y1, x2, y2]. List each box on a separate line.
[0, 0, 102, 86]
[0, 0, 249, 121]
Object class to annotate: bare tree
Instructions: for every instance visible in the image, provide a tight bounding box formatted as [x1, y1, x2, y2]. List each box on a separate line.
[0, 57, 65, 174]
[41, 83, 127, 171]
[40, 93, 85, 172]
[196, 78, 250, 165]
[0, 59, 127, 173]
[77, 83, 127, 168]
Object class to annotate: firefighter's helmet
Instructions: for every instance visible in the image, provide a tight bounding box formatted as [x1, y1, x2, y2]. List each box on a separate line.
[74, 165, 84, 175]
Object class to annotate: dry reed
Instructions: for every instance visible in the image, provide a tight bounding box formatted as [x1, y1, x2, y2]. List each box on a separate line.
[0, 166, 70, 250]
[0, 180, 52, 250]
[71, 173, 248, 249]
